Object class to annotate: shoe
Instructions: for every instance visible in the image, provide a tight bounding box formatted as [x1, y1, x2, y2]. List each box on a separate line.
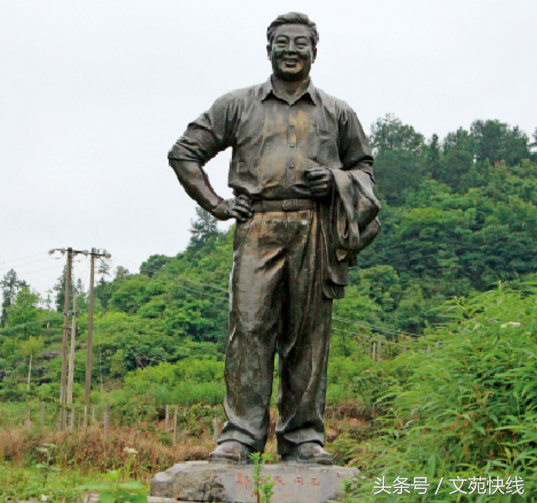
[280, 442, 333, 465]
[208, 441, 255, 465]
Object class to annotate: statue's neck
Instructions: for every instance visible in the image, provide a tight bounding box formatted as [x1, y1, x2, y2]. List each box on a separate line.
[271, 75, 310, 102]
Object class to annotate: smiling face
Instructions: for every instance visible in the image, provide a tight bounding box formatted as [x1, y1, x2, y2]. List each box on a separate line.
[267, 24, 316, 82]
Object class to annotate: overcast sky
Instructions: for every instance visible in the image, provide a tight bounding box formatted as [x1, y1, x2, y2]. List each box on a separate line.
[1, 0, 536, 301]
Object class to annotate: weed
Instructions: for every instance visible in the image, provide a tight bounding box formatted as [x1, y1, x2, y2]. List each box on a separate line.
[0, 457, 83, 502]
[35, 442, 61, 486]
[250, 452, 276, 503]
[76, 448, 148, 503]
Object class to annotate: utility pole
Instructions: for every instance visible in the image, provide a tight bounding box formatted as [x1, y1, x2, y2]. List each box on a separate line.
[67, 290, 78, 406]
[50, 247, 110, 430]
[58, 247, 72, 430]
[85, 248, 110, 408]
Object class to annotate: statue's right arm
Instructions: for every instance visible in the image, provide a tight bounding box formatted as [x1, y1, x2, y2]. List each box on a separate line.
[169, 159, 252, 222]
[168, 94, 252, 222]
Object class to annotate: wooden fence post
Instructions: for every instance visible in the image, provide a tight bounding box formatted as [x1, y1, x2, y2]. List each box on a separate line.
[173, 406, 178, 446]
[377, 337, 382, 362]
[165, 405, 169, 433]
[25, 403, 31, 429]
[104, 404, 110, 436]
[182, 408, 187, 443]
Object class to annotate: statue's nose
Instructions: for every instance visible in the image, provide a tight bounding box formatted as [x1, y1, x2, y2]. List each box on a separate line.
[285, 40, 297, 53]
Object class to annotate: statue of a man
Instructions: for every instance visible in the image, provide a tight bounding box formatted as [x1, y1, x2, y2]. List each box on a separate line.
[168, 12, 380, 465]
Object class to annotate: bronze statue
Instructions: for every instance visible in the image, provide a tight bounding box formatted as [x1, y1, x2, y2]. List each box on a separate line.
[168, 12, 380, 465]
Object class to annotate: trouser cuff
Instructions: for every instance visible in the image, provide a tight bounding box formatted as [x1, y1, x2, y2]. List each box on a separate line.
[276, 429, 324, 456]
[218, 425, 266, 453]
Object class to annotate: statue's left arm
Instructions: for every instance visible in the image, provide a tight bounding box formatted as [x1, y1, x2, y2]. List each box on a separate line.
[331, 104, 381, 259]
[337, 104, 375, 190]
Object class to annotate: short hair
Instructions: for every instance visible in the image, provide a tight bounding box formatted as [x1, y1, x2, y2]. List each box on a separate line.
[267, 12, 319, 50]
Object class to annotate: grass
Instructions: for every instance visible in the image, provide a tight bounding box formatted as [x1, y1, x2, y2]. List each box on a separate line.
[0, 461, 97, 502]
[0, 404, 372, 501]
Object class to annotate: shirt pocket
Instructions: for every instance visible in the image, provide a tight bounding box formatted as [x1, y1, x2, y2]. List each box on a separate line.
[307, 125, 339, 165]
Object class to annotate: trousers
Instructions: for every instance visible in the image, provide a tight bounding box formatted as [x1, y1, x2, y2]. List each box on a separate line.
[218, 207, 333, 454]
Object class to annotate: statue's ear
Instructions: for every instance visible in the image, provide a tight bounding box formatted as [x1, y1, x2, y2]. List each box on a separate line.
[266, 43, 272, 60]
[312, 46, 317, 63]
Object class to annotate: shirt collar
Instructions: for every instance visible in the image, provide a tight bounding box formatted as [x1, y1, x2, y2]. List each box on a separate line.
[260, 77, 318, 106]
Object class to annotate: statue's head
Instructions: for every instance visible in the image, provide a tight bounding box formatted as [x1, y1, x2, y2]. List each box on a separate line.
[266, 12, 319, 82]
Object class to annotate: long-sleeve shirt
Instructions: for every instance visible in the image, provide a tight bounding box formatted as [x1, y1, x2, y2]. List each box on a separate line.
[168, 77, 374, 201]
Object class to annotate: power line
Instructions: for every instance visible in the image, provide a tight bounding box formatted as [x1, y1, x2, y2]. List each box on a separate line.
[0, 252, 49, 266]
[0, 316, 60, 333]
[106, 258, 229, 302]
[114, 257, 229, 293]
[333, 316, 420, 338]
[331, 326, 402, 346]
[0, 257, 58, 273]
[14, 264, 65, 277]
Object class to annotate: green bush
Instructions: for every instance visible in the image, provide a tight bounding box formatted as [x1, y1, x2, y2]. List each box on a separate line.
[122, 359, 225, 406]
[352, 282, 537, 501]
[327, 356, 406, 409]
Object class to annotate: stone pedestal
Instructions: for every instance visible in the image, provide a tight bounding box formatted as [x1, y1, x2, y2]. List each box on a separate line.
[150, 461, 359, 502]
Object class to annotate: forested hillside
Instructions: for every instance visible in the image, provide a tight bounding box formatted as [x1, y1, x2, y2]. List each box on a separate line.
[1, 115, 536, 391]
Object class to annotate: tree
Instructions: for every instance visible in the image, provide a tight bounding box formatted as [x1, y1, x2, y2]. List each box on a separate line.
[109, 278, 166, 314]
[370, 114, 426, 204]
[187, 207, 220, 253]
[75, 278, 88, 311]
[357, 265, 403, 313]
[140, 254, 171, 278]
[110, 349, 127, 380]
[371, 114, 425, 156]
[1, 269, 27, 327]
[94, 259, 113, 310]
[442, 127, 474, 156]
[53, 265, 74, 312]
[18, 336, 44, 390]
[43, 290, 54, 311]
[470, 119, 530, 166]
[438, 127, 474, 189]
[6, 286, 42, 338]
[98, 258, 111, 279]
[115, 266, 130, 281]
[426, 133, 442, 180]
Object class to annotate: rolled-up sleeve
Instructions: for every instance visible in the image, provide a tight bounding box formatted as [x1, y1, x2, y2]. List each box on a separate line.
[168, 93, 239, 166]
